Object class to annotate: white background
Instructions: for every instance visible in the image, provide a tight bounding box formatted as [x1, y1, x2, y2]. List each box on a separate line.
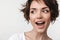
[0, 0, 60, 40]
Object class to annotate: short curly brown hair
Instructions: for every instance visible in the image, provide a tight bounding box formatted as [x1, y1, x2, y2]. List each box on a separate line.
[21, 0, 59, 22]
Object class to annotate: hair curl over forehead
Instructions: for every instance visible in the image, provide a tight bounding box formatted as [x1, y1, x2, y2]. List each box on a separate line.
[21, 0, 59, 22]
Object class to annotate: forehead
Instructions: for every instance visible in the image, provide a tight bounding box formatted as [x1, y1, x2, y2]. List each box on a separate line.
[30, 0, 48, 9]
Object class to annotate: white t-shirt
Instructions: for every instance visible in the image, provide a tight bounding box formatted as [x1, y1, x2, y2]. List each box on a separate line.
[8, 32, 25, 40]
[8, 32, 55, 40]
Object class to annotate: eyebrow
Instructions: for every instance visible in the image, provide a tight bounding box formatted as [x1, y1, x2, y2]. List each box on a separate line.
[42, 7, 49, 10]
[30, 7, 49, 10]
[30, 8, 36, 10]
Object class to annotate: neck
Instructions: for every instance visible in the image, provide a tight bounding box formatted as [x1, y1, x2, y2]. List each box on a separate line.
[25, 29, 49, 40]
[30, 30, 48, 40]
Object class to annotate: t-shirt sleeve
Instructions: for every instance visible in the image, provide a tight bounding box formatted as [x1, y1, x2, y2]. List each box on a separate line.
[8, 32, 24, 40]
[8, 33, 19, 40]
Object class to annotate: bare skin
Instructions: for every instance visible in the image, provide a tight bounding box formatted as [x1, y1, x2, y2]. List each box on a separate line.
[24, 0, 52, 40]
[24, 30, 52, 40]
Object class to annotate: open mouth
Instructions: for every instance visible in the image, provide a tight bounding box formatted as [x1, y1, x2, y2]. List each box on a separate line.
[35, 21, 45, 26]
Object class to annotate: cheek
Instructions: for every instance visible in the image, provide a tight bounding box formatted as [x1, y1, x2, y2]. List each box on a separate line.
[29, 14, 35, 26]
[46, 17, 50, 23]
[29, 14, 36, 21]
[44, 14, 51, 22]
[44, 14, 51, 28]
[46, 16, 50, 20]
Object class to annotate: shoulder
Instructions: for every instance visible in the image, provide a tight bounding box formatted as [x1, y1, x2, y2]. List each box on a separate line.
[8, 32, 24, 40]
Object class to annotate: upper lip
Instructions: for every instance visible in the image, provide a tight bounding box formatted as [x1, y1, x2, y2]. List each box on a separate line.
[35, 20, 45, 24]
[35, 20, 45, 22]
[35, 21, 45, 23]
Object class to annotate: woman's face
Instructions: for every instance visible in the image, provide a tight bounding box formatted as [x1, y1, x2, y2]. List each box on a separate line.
[29, 0, 51, 33]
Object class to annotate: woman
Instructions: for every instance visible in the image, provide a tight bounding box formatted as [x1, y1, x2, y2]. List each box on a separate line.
[8, 0, 59, 40]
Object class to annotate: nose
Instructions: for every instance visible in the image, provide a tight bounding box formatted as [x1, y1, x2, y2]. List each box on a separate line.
[36, 11, 43, 19]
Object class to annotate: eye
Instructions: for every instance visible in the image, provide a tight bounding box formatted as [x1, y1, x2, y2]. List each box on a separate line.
[42, 9, 50, 13]
[30, 10, 35, 14]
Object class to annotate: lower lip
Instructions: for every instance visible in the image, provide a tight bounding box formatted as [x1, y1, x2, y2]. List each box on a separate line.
[36, 25, 44, 29]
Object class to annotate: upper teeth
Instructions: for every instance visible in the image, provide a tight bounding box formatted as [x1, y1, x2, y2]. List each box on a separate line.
[37, 22, 43, 23]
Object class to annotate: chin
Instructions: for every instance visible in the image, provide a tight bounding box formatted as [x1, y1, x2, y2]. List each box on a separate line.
[36, 29, 46, 33]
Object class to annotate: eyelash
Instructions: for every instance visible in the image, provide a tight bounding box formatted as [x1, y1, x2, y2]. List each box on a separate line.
[30, 9, 50, 14]
[30, 10, 35, 14]
[42, 10, 50, 13]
